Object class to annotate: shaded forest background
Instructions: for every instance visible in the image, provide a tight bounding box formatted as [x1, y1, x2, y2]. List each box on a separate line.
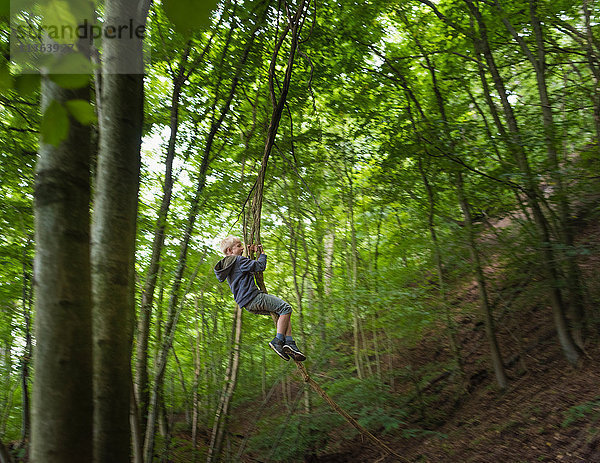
[1, 0, 599, 461]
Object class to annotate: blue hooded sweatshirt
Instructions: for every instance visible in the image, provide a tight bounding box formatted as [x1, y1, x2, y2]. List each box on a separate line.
[213, 253, 267, 308]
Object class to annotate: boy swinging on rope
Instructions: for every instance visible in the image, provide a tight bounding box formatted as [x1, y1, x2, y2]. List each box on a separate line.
[213, 235, 306, 362]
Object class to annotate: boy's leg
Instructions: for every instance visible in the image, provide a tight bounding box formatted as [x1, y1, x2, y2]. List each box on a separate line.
[279, 313, 305, 362]
[276, 313, 291, 337]
[268, 313, 290, 361]
[271, 313, 292, 336]
[249, 294, 305, 361]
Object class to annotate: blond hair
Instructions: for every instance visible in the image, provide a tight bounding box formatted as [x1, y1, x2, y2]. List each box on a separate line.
[220, 235, 241, 254]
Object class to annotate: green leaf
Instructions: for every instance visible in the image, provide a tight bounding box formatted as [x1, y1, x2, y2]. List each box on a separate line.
[37, 0, 95, 43]
[0, 0, 9, 17]
[15, 73, 41, 95]
[65, 99, 96, 125]
[0, 62, 13, 91]
[48, 73, 90, 90]
[41, 99, 69, 146]
[162, 0, 219, 35]
[42, 0, 78, 44]
[47, 52, 92, 88]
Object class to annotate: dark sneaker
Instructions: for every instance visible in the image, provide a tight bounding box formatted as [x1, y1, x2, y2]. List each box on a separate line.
[269, 338, 290, 361]
[283, 340, 306, 362]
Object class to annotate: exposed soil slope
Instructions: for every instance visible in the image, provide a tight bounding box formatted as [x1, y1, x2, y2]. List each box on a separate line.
[312, 219, 600, 463]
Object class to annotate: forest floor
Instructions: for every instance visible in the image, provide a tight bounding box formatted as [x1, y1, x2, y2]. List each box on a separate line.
[305, 218, 600, 463]
[211, 213, 600, 463]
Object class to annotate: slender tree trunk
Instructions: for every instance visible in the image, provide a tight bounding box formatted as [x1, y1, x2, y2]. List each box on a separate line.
[136, 47, 190, 439]
[415, 32, 505, 386]
[144, 260, 203, 462]
[349, 196, 364, 379]
[583, 0, 600, 145]
[340, 158, 365, 379]
[417, 158, 464, 379]
[206, 304, 243, 463]
[284, 212, 311, 416]
[465, 0, 580, 365]
[19, 241, 33, 449]
[526, 0, 587, 346]
[191, 295, 203, 457]
[32, 74, 93, 463]
[493, 0, 587, 348]
[130, 380, 143, 463]
[0, 344, 13, 437]
[324, 231, 335, 298]
[384, 39, 466, 381]
[92, 1, 147, 460]
[456, 172, 508, 389]
[471, 37, 534, 221]
[372, 211, 384, 385]
[0, 439, 14, 463]
[313, 221, 327, 342]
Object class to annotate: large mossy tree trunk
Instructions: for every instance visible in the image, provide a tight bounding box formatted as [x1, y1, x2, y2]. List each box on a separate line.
[31, 77, 93, 463]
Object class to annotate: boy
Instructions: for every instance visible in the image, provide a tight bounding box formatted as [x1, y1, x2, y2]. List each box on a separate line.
[213, 235, 306, 362]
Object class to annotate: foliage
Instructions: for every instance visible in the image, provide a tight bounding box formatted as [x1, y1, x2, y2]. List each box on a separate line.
[1, 0, 600, 460]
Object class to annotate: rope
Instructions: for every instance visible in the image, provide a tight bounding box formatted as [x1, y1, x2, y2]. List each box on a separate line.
[293, 362, 408, 462]
[239, 1, 406, 460]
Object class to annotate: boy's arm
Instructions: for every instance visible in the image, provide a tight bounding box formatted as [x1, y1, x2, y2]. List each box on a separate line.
[238, 251, 267, 273]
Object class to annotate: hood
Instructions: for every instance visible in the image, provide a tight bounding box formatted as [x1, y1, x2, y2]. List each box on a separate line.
[214, 255, 238, 282]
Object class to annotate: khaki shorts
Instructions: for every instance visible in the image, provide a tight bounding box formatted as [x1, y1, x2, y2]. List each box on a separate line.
[244, 292, 292, 316]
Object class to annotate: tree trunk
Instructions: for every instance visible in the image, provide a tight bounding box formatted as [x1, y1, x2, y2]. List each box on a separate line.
[583, 0, 600, 145]
[339, 154, 365, 380]
[19, 241, 33, 449]
[382, 32, 466, 381]
[206, 304, 243, 463]
[191, 294, 204, 458]
[0, 439, 14, 463]
[136, 47, 190, 439]
[32, 75, 93, 463]
[283, 210, 311, 415]
[465, 0, 580, 366]
[0, 346, 14, 436]
[247, 0, 308, 250]
[144, 259, 203, 462]
[324, 231, 335, 297]
[130, 380, 143, 463]
[456, 172, 508, 389]
[312, 221, 327, 342]
[418, 155, 464, 379]
[492, 0, 587, 349]
[414, 32, 505, 386]
[91, 1, 147, 461]
[526, 0, 587, 347]
[348, 185, 365, 380]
